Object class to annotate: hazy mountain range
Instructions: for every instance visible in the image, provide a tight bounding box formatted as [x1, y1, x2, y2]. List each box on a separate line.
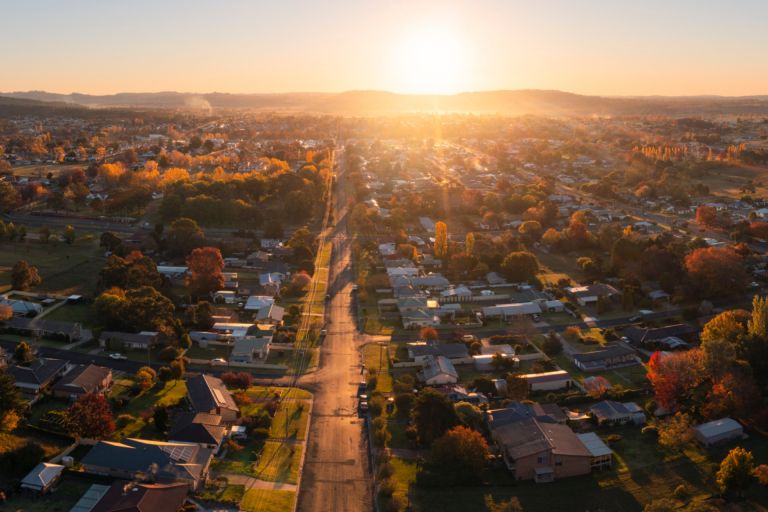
[3, 89, 768, 116]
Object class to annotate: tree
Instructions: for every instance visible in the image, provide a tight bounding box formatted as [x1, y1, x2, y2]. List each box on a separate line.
[454, 401, 483, 430]
[394, 392, 415, 419]
[166, 217, 205, 256]
[38, 225, 50, 243]
[429, 426, 489, 482]
[505, 373, 529, 400]
[701, 309, 749, 345]
[0, 368, 25, 432]
[434, 221, 448, 259]
[187, 247, 225, 296]
[0, 180, 20, 212]
[0, 304, 12, 322]
[657, 412, 693, 452]
[695, 205, 718, 227]
[95, 286, 176, 333]
[419, 326, 438, 342]
[136, 366, 157, 390]
[221, 371, 254, 390]
[519, 220, 543, 241]
[485, 496, 524, 512]
[685, 247, 748, 298]
[412, 388, 459, 445]
[465, 232, 475, 257]
[63, 224, 76, 245]
[66, 393, 115, 439]
[170, 358, 185, 380]
[153, 406, 169, 432]
[748, 295, 768, 338]
[716, 447, 755, 498]
[500, 251, 539, 283]
[14, 341, 33, 365]
[647, 350, 706, 411]
[541, 332, 562, 356]
[11, 260, 42, 290]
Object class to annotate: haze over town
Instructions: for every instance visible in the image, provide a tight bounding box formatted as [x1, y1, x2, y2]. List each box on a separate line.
[2, 2, 768, 512]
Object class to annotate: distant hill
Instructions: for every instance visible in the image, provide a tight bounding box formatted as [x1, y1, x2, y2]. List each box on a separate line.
[3, 89, 768, 116]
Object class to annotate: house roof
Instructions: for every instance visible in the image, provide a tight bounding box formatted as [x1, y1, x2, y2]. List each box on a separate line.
[419, 356, 458, 382]
[81, 438, 212, 484]
[7, 317, 80, 336]
[101, 331, 158, 345]
[566, 283, 619, 298]
[244, 295, 274, 311]
[590, 400, 643, 420]
[91, 481, 188, 512]
[20, 462, 64, 489]
[572, 344, 634, 364]
[186, 374, 238, 415]
[53, 364, 111, 395]
[623, 324, 698, 344]
[10, 358, 68, 386]
[520, 370, 570, 384]
[576, 432, 613, 458]
[492, 417, 590, 460]
[169, 412, 226, 446]
[694, 418, 743, 439]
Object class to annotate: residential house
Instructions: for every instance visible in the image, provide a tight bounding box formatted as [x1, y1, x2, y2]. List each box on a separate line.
[230, 336, 271, 363]
[6, 317, 83, 342]
[576, 432, 613, 470]
[490, 416, 592, 482]
[572, 344, 639, 372]
[212, 291, 237, 304]
[9, 358, 69, 398]
[81, 438, 212, 490]
[20, 463, 64, 494]
[694, 418, 744, 447]
[439, 285, 473, 304]
[259, 272, 285, 296]
[417, 356, 459, 386]
[100, 331, 159, 350]
[487, 402, 567, 427]
[482, 302, 542, 321]
[86, 481, 188, 512]
[0, 297, 43, 316]
[52, 364, 112, 399]
[401, 309, 440, 329]
[433, 384, 489, 405]
[623, 324, 698, 347]
[519, 370, 573, 392]
[186, 374, 240, 423]
[255, 303, 285, 324]
[169, 412, 227, 452]
[244, 295, 275, 312]
[565, 284, 620, 306]
[406, 342, 469, 364]
[590, 401, 646, 426]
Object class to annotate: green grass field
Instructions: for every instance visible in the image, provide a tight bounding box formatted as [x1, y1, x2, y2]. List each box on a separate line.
[110, 379, 187, 439]
[0, 236, 104, 296]
[364, 342, 392, 393]
[254, 441, 302, 484]
[240, 488, 296, 512]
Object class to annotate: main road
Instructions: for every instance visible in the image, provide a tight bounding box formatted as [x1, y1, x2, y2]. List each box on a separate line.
[296, 150, 374, 512]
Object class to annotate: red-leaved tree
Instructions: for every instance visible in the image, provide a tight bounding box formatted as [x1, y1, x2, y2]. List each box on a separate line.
[66, 393, 116, 439]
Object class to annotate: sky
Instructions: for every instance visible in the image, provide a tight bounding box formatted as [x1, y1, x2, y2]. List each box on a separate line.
[2, 0, 768, 96]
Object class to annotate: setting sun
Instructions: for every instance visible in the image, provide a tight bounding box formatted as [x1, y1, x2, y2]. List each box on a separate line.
[391, 25, 469, 95]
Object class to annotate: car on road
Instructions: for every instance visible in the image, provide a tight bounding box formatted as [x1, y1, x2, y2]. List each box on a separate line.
[351, 284, 358, 292]
[109, 353, 127, 360]
[358, 399, 369, 415]
[209, 358, 228, 366]
[320, 328, 327, 337]
[325, 293, 331, 302]
[357, 383, 367, 398]
[628, 315, 642, 322]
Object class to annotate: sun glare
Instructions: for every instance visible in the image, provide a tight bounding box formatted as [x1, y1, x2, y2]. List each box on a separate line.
[392, 25, 468, 95]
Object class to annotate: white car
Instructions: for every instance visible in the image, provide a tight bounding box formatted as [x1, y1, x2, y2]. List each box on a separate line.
[109, 353, 127, 360]
[210, 358, 228, 366]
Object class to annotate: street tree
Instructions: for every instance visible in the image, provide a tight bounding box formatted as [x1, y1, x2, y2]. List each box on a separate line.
[187, 246, 225, 296]
[11, 260, 42, 290]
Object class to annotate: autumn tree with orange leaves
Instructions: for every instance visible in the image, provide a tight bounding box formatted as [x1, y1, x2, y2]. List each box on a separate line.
[684, 247, 748, 298]
[187, 246, 225, 297]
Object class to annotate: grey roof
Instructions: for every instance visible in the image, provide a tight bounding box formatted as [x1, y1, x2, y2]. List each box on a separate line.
[589, 400, 641, 420]
[186, 374, 238, 415]
[20, 462, 64, 489]
[10, 358, 68, 386]
[7, 317, 80, 336]
[694, 418, 743, 439]
[70, 483, 111, 512]
[81, 438, 212, 484]
[576, 432, 613, 458]
[419, 356, 458, 382]
[623, 324, 698, 344]
[572, 344, 634, 364]
[101, 331, 158, 345]
[169, 412, 226, 446]
[91, 481, 188, 512]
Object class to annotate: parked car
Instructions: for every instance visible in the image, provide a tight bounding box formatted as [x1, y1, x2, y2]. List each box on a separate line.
[209, 358, 228, 366]
[357, 382, 367, 398]
[358, 399, 369, 414]
[628, 315, 642, 323]
[109, 353, 127, 360]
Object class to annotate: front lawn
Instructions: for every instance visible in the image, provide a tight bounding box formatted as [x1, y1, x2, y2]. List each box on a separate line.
[254, 441, 302, 484]
[364, 343, 392, 393]
[240, 488, 296, 512]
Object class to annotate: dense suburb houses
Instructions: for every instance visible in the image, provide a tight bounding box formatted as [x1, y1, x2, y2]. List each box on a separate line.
[3, 108, 768, 512]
